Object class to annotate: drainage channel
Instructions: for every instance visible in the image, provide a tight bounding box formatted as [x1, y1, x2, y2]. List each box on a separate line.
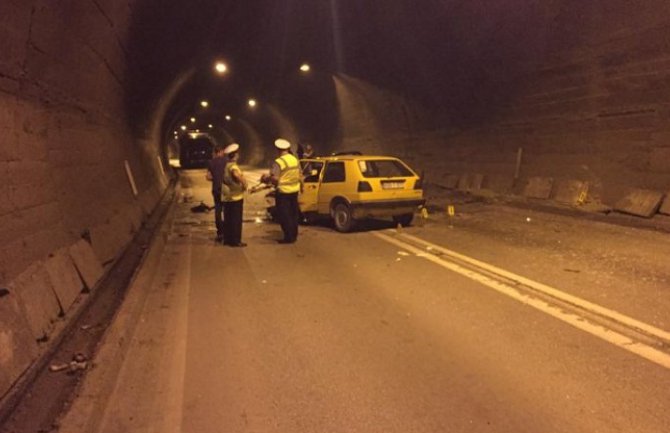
[373, 230, 670, 370]
[0, 184, 176, 433]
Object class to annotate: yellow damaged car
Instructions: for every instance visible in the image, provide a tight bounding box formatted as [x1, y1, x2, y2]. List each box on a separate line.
[298, 153, 425, 232]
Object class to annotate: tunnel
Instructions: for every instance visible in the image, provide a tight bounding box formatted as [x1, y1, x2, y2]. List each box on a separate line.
[2, 0, 670, 419]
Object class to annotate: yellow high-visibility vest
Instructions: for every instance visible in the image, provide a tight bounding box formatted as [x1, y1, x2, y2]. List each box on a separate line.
[275, 154, 301, 194]
[223, 162, 245, 201]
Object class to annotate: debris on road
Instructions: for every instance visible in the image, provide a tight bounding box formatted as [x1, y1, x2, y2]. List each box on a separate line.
[49, 363, 69, 373]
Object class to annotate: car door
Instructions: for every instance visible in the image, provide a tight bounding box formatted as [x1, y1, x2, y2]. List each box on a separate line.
[317, 161, 347, 214]
[298, 160, 323, 213]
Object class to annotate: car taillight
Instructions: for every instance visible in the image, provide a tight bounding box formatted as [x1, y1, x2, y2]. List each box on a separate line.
[358, 181, 373, 192]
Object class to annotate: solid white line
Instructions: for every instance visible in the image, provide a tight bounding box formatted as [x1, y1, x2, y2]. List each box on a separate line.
[372, 232, 670, 370]
[397, 231, 670, 343]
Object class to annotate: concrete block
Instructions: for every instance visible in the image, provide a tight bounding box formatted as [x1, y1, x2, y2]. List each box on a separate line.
[523, 177, 554, 199]
[90, 215, 132, 265]
[8, 262, 61, 341]
[0, 288, 39, 397]
[45, 248, 83, 313]
[485, 175, 514, 194]
[554, 180, 589, 205]
[139, 185, 159, 217]
[470, 174, 484, 190]
[441, 174, 460, 189]
[660, 194, 670, 216]
[457, 174, 472, 191]
[614, 189, 665, 218]
[68, 240, 104, 291]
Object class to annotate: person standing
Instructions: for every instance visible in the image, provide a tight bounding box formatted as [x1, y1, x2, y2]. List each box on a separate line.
[222, 143, 248, 247]
[206, 144, 227, 243]
[264, 138, 302, 244]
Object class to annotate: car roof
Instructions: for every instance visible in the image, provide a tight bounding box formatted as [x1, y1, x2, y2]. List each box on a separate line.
[304, 155, 401, 162]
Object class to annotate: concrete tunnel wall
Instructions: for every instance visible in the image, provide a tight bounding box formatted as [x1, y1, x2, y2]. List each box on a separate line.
[0, 1, 168, 400]
[2, 0, 670, 403]
[334, 0, 670, 206]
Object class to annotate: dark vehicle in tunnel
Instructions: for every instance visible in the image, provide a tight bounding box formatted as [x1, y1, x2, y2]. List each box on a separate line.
[179, 135, 214, 169]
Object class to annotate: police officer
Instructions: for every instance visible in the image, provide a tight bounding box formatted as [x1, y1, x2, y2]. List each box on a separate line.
[206, 144, 227, 242]
[265, 138, 301, 244]
[222, 143, 248, 247]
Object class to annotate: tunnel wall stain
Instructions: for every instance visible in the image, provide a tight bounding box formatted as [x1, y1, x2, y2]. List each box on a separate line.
[0, 1, 168, 400]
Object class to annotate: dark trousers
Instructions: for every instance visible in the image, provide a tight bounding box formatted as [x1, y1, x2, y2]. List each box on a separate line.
[213, 192, 224, 237]
[223, 199, 243, 245]
[275, 192, 299, 242]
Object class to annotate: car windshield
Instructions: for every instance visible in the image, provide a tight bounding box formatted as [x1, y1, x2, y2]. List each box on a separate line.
[358, 159, 413, 178]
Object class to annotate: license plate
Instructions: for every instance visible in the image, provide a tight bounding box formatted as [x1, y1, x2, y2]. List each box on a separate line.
[382, 181, 405, 190]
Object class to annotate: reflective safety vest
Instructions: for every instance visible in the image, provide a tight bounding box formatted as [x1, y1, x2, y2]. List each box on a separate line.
[275, 154, 301, 194]
[222, 162, 245, 201]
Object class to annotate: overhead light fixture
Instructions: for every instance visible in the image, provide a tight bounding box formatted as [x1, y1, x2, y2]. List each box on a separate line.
[225, 115, 232, 121]
[208, 124, 213, 129]
[180, 125, 187, 131]
[190, 117, 196, 123]
[300, 63, 311, 73]
[214, 61, 228, 74]
[248, 99, 257, 108]
[200, 100, 209, 108]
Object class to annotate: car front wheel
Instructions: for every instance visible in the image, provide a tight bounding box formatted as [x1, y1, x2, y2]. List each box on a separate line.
[333, 203, 355, 232]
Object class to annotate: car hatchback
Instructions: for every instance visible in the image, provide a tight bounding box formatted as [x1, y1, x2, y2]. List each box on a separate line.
[298, 154, 425, 232]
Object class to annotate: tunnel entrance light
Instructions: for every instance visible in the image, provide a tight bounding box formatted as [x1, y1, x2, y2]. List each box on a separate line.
[200, 100, 209, 108]
[300, 63, 311, 73]
[214, 61, 228, 74]
[248, 99, 257, 108]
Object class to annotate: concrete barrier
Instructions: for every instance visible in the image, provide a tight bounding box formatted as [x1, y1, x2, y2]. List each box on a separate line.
[45, 248, 84, 314]
[0, 289, 39, 399]
[659, 193, 670, 216]
[68, 240, 103, 291]
[523, 177, 554, 199]
[614, 189, 665, 218]
[554, 180, 589, 205]
[8, 262, 61, 341]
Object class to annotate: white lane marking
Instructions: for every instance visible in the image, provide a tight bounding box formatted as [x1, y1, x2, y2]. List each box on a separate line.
[396, 231, 670, 343]
[373, 232, 670, 370]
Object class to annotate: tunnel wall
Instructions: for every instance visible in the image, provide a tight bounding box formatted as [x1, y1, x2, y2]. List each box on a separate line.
[0, 1, 167, 400]
[336, 1, 670, 205]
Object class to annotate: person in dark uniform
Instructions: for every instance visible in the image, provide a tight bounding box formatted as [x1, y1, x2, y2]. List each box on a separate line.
[222, 143, 248, 247]
[206, 144, 227, 243]
[262, 138, 302, 244]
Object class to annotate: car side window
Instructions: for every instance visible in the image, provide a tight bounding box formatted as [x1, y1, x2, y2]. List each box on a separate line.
[322, 162, 346, 183]
[302, 161, 323, 183]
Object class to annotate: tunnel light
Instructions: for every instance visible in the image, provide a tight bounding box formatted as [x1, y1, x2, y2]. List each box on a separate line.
[180, 125, 187, 131]
[300, 63, 311, 73]
[225, 115, 232, 121]
[214, 61, 228, 74]
[208, 124, 213, 129]
[190, 117, 196, 123]
[200, 100, 209, 108]
[248, 99, 257, 108]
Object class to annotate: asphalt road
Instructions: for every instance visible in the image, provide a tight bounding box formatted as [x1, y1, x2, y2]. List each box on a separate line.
[56, 168, 670, 433]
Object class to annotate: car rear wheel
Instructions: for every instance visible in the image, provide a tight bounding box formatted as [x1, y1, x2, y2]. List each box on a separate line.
[392, 213, 414, 227]
[333, 203, 355, 232]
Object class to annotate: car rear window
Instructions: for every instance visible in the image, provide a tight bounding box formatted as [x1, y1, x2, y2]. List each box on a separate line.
[358, 159, 413, 178]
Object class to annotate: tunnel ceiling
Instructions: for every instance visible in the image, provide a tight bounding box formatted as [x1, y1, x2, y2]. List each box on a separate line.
[126, 0, 561, 143]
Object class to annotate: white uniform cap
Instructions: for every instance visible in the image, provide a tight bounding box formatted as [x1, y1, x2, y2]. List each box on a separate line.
[224, 143, 240, 154]
[274, 138, 291, 150]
